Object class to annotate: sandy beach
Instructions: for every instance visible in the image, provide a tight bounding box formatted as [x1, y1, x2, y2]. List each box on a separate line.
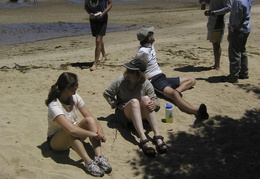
[0, 0, 260, 178]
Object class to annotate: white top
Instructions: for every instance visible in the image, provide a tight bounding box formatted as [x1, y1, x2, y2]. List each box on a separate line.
[47, 93, 84, 136]
[135, 43, 163, 79]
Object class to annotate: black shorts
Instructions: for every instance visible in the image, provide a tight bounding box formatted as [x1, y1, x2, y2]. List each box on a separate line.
[90, 19, 108, 37]
[115, 108, 130, 128]
[47, 135, 54, 150]
[150, 73, 180, 94]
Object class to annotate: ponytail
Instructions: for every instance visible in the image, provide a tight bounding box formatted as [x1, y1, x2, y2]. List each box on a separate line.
[45, 72, 78, 106]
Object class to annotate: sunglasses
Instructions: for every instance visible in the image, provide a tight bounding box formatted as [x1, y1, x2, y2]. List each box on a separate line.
[70, 82, 79, 88]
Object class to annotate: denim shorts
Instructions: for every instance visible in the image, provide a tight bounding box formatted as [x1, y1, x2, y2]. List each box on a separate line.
[150, 73, 180, 94]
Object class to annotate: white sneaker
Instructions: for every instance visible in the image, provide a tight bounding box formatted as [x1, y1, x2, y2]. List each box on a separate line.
[95, 155, 112, 174]
[85, 160, 104, 177]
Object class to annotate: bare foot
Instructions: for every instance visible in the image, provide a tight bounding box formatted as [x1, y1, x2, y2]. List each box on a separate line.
[90, 64, 97, 71]
[101, 54, 109, 63]
[212, 65, 220, 70]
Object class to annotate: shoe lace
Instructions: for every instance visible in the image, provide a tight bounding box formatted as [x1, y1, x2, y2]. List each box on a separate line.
[88, 161, 102, 173]
[97, 155, 108, 166]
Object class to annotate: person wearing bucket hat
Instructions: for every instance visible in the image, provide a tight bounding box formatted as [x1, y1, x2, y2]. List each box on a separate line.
[103, 59, 168, 157]
[123, 58, 147, 72]
[135, 27, 209, 120]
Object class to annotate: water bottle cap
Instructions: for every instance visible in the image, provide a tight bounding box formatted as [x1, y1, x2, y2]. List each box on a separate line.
[166, 103, 172, 109]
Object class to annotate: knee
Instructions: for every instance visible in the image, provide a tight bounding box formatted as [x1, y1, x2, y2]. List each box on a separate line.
[95, 38, 102, 46]
[82, 116, 96, 127]
[140, 96, 151, 104]
[141, 96, 150, 102]
[165, 89, 179, 100]
[213, 43, 220, 48]
[129, 98, 140, 108]
[189, 76, 196, 86]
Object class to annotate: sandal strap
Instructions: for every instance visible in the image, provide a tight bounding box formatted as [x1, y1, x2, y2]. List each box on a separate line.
[153, 135, 164, 141]
[157, 142, 167, 148]
[139, 139, 150, 147]
[139, 139, 156, 157]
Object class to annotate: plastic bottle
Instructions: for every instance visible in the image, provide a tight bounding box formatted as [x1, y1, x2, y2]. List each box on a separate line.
[165, 103, 173, 123]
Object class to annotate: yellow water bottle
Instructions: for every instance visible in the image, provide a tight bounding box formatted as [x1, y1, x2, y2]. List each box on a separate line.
[165, 103, 173, 123]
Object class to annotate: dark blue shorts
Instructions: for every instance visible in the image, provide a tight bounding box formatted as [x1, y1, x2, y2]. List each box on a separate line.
[90, 19, 108, 37]
[150, 73, 180, 94]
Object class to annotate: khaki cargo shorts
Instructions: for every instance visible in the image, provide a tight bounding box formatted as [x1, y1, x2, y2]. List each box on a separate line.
[210, 29, 223, 43]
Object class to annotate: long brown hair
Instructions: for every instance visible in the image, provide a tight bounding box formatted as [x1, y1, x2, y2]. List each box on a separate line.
[45, 72, 78, 106]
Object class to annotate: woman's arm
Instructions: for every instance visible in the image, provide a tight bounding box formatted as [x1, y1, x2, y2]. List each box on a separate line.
[84, 0, 91, 13]
[79, 105, 106, 142]
[103, 76, 122, 109]
[101, 0, 112, 16]
[145, 80, 160, 111]
[55, 114, 98, 139]
[212, 0, 232, 15]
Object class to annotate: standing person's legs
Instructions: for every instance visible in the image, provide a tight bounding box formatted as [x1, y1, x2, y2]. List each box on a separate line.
[91, 35, 104, 71]
[211, 15, 224, 70]
[228, 30, 243, 82]
[100, 40, 108, 63]
[239, 33, 250, 79]
[89, 20, 107, 70]
[213, 42, 221, 70]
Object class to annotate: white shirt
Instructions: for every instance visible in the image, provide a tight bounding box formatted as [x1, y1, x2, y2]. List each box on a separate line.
[47, 93, 84, 136]
[135, 43, 163, 79]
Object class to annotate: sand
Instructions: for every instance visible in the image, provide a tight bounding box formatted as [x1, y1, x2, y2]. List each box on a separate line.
[0, 0, 260, 178]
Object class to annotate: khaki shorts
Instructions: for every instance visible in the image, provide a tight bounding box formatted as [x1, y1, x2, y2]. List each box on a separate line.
[210, 29, 223, 43]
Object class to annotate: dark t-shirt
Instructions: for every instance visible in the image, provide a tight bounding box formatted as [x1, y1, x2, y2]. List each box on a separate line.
[214, 15, 224, 30]
[87, 0, 108, 21]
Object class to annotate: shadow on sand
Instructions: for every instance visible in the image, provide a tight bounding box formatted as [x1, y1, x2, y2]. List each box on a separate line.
[129, 83, 260, 178]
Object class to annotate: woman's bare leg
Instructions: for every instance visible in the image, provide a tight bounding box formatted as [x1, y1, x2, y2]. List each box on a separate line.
[50, 129, 92, 165]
